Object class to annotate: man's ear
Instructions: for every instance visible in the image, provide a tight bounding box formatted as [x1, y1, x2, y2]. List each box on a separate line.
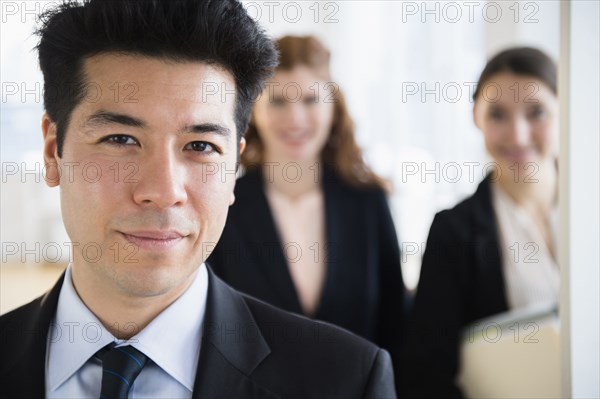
[239, 136, 246, 155]
[229, 137, 246, 206]
[41, 113, 61, 187]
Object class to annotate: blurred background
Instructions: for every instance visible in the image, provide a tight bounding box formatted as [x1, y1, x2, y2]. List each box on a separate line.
[1, 0, 561, 288]
[1, 1, 598, 396]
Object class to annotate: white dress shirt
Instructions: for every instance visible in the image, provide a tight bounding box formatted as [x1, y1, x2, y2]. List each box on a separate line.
[491, 184, 560, 310]
[46, 264, 208, 398]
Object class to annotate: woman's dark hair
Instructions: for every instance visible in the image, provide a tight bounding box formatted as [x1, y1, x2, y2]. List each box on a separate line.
[242, 35, 387, 191]
[473, 47, 557, 101]
[35, 0, 278, 157]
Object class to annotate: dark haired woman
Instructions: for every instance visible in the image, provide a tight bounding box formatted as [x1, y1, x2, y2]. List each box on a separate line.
[403, 47, 559, 398]
[207, 35, 405, 390]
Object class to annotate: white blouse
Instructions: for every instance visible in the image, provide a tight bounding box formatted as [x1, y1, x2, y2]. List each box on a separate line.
[491, 184, 560, 310]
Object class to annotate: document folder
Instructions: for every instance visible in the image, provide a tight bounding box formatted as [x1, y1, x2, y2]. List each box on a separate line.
[457, 304, 560, 398]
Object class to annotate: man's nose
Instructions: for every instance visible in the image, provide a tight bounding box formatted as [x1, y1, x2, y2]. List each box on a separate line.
[131, 149, 187, 208]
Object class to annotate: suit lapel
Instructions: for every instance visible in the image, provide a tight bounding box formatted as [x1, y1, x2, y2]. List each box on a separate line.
[3, 273, 64, 397]
[236, 169, 303, 314]
[315, 165, 345, 318]
[192, 267, 278, 398]
[4, 269, 277, 398]
[471, 176, 509, 315]
[316, 165, 372, 325]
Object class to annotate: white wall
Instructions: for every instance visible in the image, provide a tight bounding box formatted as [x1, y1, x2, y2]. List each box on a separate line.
[559, 1, 600, 397]
[1, 1, 69, 265]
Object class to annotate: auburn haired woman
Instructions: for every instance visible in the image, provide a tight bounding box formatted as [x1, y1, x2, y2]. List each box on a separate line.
[208, 35, 405, 390]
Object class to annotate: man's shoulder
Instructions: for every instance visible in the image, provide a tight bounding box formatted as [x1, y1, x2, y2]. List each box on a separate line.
[1, 276, 62, 367]
[203, 271, 397, 397]
[238, 293, 396, 398]
[1, 274, 63, 330]
[243, 292, 378, 353]
[0, 295, 47, 377]
[0, 295, 44, 329]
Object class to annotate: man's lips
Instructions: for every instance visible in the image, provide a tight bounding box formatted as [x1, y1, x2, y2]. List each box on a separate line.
[119, 230, 187, 252]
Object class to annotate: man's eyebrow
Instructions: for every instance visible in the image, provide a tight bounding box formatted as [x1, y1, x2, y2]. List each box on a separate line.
[85, 111, 146, 128]
[85, 111, 232, 138]
[179, 123, 232, 139]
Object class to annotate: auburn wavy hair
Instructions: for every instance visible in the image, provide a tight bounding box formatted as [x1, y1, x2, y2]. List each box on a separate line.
[241, 35, 387, 191]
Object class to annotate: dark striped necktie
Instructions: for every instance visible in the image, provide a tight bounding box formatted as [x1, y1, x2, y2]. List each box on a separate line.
[97, 344, 149, 399]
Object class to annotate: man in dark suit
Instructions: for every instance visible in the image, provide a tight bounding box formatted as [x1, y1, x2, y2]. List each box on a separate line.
[0, 0, 396, 397]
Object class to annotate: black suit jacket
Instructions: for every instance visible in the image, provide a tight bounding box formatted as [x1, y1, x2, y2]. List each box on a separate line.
[402, 176, 508, 398]
[207, 167, 405, 387]
[0, 266, 396, 398]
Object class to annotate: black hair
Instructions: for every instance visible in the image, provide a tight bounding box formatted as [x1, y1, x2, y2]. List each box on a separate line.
[36, 0, 278, 157]
[473, 47, 557, 101]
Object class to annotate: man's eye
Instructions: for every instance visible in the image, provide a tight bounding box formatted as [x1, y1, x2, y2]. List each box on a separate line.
[103, 135, 137, 146]
[185, 141, 218, 154]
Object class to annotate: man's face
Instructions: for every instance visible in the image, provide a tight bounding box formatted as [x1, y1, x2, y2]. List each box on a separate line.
[42, 54, 244, 297]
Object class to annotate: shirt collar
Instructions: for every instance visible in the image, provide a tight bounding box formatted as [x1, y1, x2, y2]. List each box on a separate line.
[47, 265, 115, 391]
[130, 265, 207, 390]
[47, 264, 208, 392]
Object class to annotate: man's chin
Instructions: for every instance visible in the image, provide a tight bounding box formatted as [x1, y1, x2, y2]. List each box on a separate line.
[113, 263, 200, 298]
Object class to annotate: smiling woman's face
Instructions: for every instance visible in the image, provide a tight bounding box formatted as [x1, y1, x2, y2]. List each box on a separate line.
[474, 73, 558, 174]
[252, 65, 335, 164]
[42, 53, 243, 298]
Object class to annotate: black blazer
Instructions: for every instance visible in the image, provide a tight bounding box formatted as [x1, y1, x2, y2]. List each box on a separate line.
[403, 176, 508, 398]
[0, 266, 396, 398]
[207, 167, 405, 387]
